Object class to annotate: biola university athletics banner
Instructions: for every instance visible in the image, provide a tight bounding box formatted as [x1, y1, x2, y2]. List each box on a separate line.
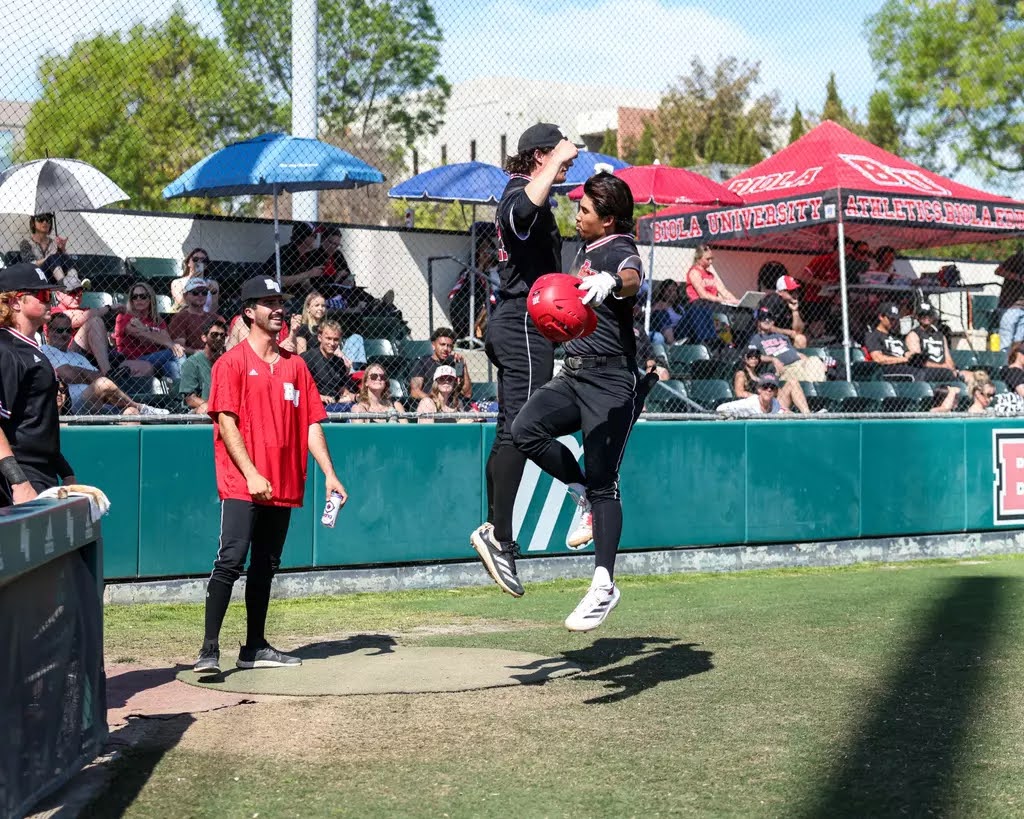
[640, 121, 1024, 252]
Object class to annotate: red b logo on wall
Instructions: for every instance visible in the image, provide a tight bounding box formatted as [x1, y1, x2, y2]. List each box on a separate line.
[993, 430, 1024, 524]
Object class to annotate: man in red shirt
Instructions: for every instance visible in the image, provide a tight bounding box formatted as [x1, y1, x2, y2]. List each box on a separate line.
[194, 276, 347, 674]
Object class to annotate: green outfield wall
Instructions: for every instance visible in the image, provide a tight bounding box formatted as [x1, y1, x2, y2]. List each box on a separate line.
[61, 419, 1024, 581]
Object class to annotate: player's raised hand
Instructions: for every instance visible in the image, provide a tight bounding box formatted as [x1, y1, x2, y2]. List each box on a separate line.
[552, 138, 579, 166]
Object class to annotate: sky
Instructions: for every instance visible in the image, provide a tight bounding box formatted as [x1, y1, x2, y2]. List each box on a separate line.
[1, 0, 1019, 196]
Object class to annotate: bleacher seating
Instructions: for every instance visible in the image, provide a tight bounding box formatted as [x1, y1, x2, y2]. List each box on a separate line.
[973, 351, 1006, 373]
[667, 344, 710, 378]
[993, 380, 1009, 395]
[3, 250, 21, 267]
[887, 381, 933, 412]
[815, 381, 859, 412]
[686, 379, 733, 410]
[126, 257, 179, 280]
[646, 380, 691, 413]
[970, 294, 999, 332]
[952, 349, 979, 371]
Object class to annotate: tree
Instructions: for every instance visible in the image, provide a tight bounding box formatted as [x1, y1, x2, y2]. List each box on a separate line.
[670, 128, 695, 168]
[788, 103, 806, 144]
[632, 122, 656, 166]
[866, 90, 902, 154]
[21, 10, 275, 212]
[218, 0, 450, 157]
[599, 128, 618, 158]
[821, 73, 851, 127]
[653, 57, 782, 167]
[867, 0, 1024, 178]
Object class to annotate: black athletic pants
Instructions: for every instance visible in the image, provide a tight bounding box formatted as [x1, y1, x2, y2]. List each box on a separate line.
[203, 499, 292, 648]
[511, 362, 645, 579]
[483, 297, 555, 543]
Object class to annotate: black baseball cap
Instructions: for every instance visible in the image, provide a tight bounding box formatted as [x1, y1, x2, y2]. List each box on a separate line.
[756, 306, 773, 321]
[878, 302, 900, 320]
[241, 276, 291, 301]
[0, 262, 64, 292]
[289, 221, 320, 242]
[916, 302, 937, 317]
[744, 345, 761, 357]
[756, 372, 780, 388]
[517, 123, 583, 154]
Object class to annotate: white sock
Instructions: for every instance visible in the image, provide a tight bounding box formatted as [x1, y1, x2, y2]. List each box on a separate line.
[567, 482, 587, 503]
[592, 566, 612, 589]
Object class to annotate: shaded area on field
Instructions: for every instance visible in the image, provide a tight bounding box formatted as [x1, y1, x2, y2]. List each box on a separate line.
[805, 576, 1011, 817]
[512, 637, 715, 704]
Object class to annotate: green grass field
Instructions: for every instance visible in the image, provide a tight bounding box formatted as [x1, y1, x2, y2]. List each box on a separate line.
[91, 557, 1024, 818]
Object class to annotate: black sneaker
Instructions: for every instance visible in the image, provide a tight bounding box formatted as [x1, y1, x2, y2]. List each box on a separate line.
[194, 645, 220, 674]
[470, 523, 525, 597]
[236, 644, 302, 669]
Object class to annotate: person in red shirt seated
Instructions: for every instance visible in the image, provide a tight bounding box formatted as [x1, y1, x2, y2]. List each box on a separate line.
[681, 244, 738, 344]
[113, 281, 186, 381]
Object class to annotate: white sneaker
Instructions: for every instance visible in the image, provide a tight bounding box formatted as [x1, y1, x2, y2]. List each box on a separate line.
[564, 583, 620, 632]
[566, 485, 593, 550]
[137, 403, 170, 415]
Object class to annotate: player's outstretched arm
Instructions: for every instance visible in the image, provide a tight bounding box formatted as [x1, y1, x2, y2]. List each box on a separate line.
[308, 423, 347, 506]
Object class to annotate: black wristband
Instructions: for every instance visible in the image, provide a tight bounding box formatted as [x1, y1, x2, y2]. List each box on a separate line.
[610, 271, 624, 292]
[0, 456, 28, 486]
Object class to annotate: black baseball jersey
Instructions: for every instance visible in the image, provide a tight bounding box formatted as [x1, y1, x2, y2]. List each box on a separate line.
[0, 328, 63, 472]
[912, 324, 947, 365]
[564, 234, 644, 359]
[494, 175, 562, 299]
[864, 328, 907, 358]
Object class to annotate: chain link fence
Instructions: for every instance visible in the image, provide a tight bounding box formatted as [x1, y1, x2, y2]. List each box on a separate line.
[1, 0, 1023, 420]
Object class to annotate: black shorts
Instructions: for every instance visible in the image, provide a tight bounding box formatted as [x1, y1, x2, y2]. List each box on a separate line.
[484, 297, 555, 444]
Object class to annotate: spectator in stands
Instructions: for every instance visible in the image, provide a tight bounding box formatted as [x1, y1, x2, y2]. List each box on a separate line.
[930, 385, 961, 413]
[169, 279, 225, 355]
[864, 302, 924, 380]
[757, 271, 807, 349]
[748, 307, 827, 383]
[718, 372, 785, 415]
[171, 248, 220, 314]
[649, 279, 685, 345]
[449, 230, 498, 342]
[1004, 342, 1024, 397]
[416, 365, 468, 422]
[179, 317, 227, 415]
[19, 213, 75, 283]
[114, 281, 186, 381]
[293, 292, 326, 354]
[733, 346, 813, 413]
[301, 319, 356, 410]
[48, 272, 145, 378]
[349, 363, 406, 423]
[681, 245, 738, 344]
[875, 245, 897, 274]
[904, 302, 959, 381]
[644, 352, 670, 382]
[308, 225, 357, 303]
[43, 314, 168, 417]
[265, 221, 324, 294]
[409, 326, 473, 404]
[967, 375, 995, 414]
[995, 251, 1024, 351]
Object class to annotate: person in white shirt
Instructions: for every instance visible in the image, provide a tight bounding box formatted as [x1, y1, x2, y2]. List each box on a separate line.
[44, 314, 168, 416]
[717, 372, 785, 415]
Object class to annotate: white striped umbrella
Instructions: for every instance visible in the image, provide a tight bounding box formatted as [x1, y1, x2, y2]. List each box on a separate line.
[0, 158, 129, 215]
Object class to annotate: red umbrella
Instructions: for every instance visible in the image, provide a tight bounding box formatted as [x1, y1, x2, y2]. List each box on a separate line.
[567, 164, 743, 206]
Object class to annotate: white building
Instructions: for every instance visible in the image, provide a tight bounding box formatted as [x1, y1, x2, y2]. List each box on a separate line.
[413, 77, 661, 171]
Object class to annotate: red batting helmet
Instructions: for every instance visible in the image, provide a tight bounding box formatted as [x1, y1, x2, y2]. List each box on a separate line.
[527, 273, 597, 343]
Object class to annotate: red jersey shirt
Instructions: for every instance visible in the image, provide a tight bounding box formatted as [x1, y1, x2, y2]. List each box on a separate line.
[207, 341, 327, 507]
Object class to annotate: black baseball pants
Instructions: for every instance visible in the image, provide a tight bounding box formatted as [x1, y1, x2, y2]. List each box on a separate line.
[203, 499, 292, 649]
[511, 362, 646, 578]
[483, 297, 554, 543]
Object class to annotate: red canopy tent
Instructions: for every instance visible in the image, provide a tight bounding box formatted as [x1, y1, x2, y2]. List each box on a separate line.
[640, 121, 1024, 374]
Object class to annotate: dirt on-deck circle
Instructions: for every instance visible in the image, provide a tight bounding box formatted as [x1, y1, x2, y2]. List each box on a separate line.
[177, 646, 581, 696]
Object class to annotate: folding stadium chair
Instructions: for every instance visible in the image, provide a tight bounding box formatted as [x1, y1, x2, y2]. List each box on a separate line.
[887, 381, 934, 413]
[851, 381, 896, 413]
[815, 381, 860, 412]
[666, 344, 710, 378]
[686, 379, 734, 411]
[646, 380, 691, 414]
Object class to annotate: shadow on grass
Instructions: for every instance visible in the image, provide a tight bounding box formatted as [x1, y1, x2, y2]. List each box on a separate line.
[511, 637, 714, 704]
[82, 714, 194, 819]
[804, 576, 1012, 817]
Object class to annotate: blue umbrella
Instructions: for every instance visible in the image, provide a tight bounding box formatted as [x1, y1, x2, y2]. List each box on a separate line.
[552, 151, 630, 193]
[163, 132, 384, 279]
[387, 161, 508, 205]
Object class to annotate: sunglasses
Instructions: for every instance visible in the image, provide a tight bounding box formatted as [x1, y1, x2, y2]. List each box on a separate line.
[758, 384, 779, 391]
[19, 289, 53, 302]
[366, 373, 387, 381]
[205, 331, 226, 339]
[436, 376, 457, 383]
[131, 293, 150, 300]
[189, 289, 209, 296]
[191, 256, 210, 263]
